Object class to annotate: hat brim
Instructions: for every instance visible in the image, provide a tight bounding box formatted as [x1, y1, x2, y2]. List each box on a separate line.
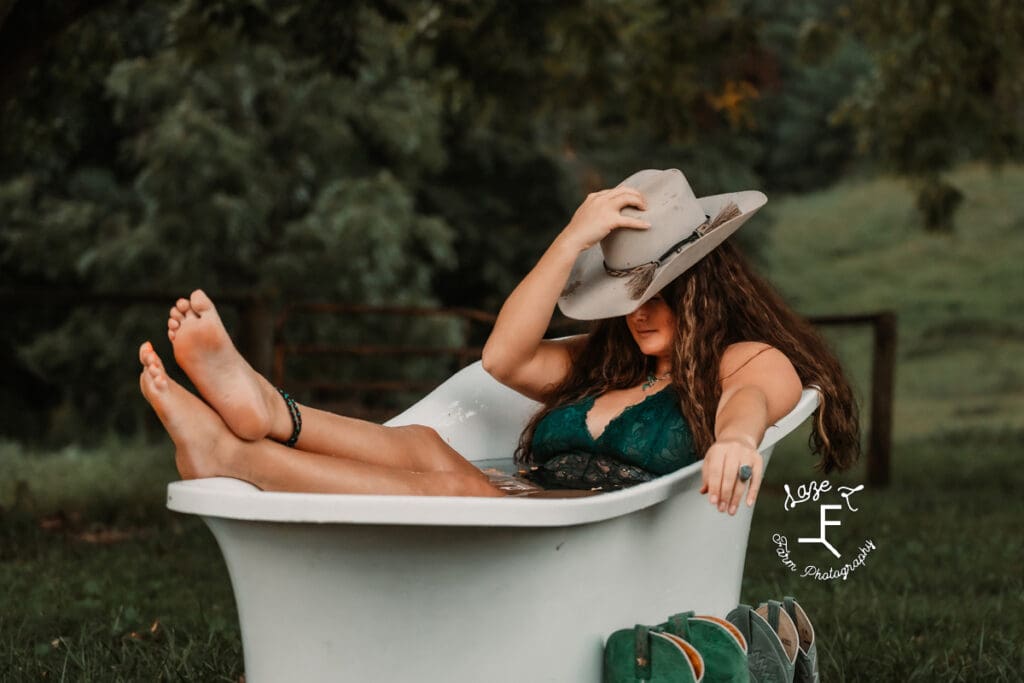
[557, 190, 767, 320]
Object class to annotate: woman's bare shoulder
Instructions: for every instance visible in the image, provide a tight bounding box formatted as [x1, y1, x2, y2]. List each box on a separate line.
[719, 341, 779, 378]
[719, 341, 802, 420]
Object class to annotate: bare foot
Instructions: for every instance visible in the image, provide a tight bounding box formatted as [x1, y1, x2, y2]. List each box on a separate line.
[167, 289, 288, 441]
[138, 342, 237, 480]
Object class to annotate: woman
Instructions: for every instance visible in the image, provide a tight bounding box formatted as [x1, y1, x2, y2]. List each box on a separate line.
[138, 169, 858, 514]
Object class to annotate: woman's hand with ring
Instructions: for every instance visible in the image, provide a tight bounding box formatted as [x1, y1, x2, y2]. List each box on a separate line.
[558, 187, 650, 252]
[700, 437, 764, 515]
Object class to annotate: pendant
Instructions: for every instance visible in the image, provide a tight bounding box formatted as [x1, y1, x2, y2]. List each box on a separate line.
[642, 373, 669, 391]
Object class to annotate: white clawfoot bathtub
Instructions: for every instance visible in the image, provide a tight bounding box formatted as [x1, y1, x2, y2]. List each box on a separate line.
[167, 362, 819, 682]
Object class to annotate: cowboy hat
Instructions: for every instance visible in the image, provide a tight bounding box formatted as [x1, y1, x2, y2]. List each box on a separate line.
[557, 168, 767, 320]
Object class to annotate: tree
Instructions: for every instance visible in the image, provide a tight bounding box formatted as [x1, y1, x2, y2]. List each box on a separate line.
[1, 1, 458, 438]
[2, 0, 807, 440]
[831, 0, 1024, 231]
[421, 0, 775, 306]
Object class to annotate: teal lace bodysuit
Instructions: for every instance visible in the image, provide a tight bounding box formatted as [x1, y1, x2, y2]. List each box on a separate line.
[526, 385, 697, 490]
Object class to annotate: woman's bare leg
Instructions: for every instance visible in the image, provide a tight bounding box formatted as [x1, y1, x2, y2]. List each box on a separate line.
[139, 344, 503, 497]
[165, 290, 471, 474]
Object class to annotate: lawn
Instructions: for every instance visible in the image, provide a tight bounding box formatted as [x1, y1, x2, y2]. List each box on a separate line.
[0, 443, 242, 681]
[3, 164, 1023, 680]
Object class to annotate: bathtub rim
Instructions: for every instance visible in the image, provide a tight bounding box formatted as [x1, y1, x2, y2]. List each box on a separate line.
[165, 388, 819, 527]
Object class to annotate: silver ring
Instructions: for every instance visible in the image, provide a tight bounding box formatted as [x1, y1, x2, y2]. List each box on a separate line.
[738, 465, 753, 482]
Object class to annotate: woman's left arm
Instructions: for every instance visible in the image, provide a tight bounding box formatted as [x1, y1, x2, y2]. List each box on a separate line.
[701, 342, 803, 515]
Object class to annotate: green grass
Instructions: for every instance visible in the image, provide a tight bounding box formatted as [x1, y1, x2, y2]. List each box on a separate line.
[743, 426, 1024, 681]
[2, 164, 1024, 680]
[762, 163, 1024, 439]
[1, 443, 242, 681]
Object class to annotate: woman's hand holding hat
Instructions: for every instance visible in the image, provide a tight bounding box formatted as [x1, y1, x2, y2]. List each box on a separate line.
[557, 169, 766, 321]
[558, 187, 651, 253]
[700, 437, 764, 515]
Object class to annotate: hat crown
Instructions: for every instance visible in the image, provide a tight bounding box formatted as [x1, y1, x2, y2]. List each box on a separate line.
[602, 169, 707, 270]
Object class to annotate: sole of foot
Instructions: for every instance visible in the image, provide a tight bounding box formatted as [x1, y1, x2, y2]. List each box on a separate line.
[167, 289, 279, 441]
[139, 341, 233, 480]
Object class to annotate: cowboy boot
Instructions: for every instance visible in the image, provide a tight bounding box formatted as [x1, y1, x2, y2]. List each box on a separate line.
[658, 611, 749, 683]
[754, 601, 799, 681]
[604, 624, 705, 682]
[726, 604, 796, 683]
[781, 597, 819, 683]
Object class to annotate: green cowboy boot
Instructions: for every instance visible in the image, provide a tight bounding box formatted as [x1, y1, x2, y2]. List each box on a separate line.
[726, 604, 796, 683]
[657, 611, 749, 683]
[782, 597, 819, 683]
[604, 624, 705, 682]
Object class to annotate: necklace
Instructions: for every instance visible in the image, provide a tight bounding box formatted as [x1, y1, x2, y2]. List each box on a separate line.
[642, 372, 671, 391]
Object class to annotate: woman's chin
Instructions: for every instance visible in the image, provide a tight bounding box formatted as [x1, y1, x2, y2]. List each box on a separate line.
[634, 337, 669, 357]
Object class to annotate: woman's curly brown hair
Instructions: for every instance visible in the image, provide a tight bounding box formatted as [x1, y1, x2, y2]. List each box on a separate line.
[515, 240, 860, 474]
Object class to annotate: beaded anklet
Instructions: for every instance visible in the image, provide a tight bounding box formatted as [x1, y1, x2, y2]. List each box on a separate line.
[276, 388, 302, 447]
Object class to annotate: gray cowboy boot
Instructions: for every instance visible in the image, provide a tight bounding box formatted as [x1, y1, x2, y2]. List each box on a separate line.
[726, 604, 796, 683]
[782, 597, 819, 683]
[754, 601, 799, 682]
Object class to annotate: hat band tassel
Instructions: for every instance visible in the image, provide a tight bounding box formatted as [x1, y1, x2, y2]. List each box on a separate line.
[619, 262, 659, 298]
[602, 201, 740, 300]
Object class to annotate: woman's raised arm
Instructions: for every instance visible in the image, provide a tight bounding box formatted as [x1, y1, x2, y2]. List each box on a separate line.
[481, 188, 650, 401]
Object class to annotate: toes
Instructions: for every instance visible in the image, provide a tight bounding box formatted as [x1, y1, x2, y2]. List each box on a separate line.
[175, 298, 199, 321]
[168, 317, 180, 331]
[141, 368, 167, 393]
[189, 289, 214, 315]
[138, 341, 162, 369]
[168, 329, 176, 342]
[169, 306, 184, 322]
[139, 342, 165, 371]
[145, 354, 168, 391]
